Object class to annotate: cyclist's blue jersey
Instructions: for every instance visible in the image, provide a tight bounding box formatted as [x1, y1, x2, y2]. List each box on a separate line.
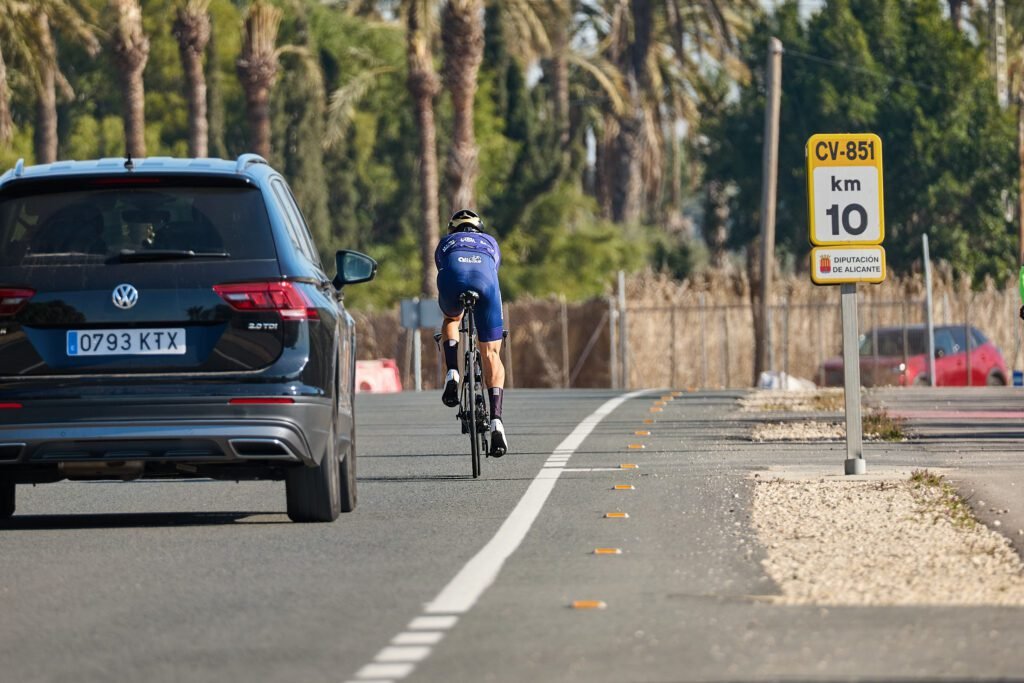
[434, 232, 501, 271]
[434, 231, 504, 342]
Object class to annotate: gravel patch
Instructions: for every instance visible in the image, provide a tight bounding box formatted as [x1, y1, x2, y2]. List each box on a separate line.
[752, 474, 1024, 605]
[752, 421, 844, 442]
[740, 389, 845, 413]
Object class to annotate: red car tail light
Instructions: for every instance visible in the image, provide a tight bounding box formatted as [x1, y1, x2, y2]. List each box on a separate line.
[0, 402, 22, 409]
[213, 282, 319, 321]
[0, 288, 34, 317]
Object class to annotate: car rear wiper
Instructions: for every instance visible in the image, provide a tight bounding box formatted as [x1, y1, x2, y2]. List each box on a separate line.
[118, 249, 230, 262]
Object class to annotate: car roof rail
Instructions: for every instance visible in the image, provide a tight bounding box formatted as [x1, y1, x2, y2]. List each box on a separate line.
[13, 158, 25, 177]
[235, 153, 268, 174]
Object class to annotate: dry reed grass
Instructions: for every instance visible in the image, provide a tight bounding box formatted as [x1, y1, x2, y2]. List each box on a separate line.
[353, 266, 1023, 390]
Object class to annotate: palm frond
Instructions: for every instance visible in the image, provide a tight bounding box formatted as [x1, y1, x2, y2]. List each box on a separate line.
[325, 65, 396, 149]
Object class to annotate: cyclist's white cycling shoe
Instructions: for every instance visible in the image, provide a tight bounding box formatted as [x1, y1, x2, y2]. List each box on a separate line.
[442, 369, 460, 407]
[490, 418, 508, 457]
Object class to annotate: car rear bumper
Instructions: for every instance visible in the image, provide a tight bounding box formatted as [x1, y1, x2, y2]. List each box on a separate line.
[0, 397, 334, 480]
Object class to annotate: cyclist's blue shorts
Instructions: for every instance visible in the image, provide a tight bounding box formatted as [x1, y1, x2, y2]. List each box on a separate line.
[437, 261, 504, 342]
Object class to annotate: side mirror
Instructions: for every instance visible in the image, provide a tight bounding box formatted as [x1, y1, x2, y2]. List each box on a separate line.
[333, 250, 377, 290]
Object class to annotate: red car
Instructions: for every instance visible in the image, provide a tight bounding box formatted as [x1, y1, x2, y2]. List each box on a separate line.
[819, 325, 1009, 387]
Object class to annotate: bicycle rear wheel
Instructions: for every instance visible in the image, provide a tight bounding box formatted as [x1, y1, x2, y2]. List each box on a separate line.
[466, 347, 481, 478]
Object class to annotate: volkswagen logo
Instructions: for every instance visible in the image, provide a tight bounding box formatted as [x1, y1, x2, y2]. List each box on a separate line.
[112, 284, 139, 310]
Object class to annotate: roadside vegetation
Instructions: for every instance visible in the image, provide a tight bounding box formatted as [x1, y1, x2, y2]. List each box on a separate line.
[910, 469, 977, 530]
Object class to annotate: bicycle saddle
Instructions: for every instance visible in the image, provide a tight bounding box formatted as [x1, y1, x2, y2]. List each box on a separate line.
[459, 290, 480, 307]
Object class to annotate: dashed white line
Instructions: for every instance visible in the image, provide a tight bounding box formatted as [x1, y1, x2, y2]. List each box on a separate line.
[347, 389, 649, 681]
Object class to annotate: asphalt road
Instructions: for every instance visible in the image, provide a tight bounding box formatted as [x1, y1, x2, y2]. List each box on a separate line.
[2, 387, 1024, 682]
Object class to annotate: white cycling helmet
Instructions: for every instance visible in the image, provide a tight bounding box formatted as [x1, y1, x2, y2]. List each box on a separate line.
[447, 209, 484, 234]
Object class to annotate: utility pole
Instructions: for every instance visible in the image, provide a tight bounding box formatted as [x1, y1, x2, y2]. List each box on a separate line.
[756, 37, 783, 381]
[993, 0, 1009, 109]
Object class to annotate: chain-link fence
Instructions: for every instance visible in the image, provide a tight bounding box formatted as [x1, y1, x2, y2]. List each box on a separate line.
[354, 269, 1023, 390]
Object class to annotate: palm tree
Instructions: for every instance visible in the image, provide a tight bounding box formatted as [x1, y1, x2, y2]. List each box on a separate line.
[442, 0, 484, 212]
[173, 0, 211, 158]
[0, 45, 11, 145]
[404, 0, 441, 297]
[236, 0, 281, 160]
[110, 0, 150, 158]
[592, 0, 755, 223]
[0, 0, 97, 159]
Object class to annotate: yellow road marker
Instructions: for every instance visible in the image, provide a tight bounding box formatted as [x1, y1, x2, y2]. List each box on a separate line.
[619, 463, 639, 469]
[653, 400, 667, 407]
[649, 407, 663, 413]
[660, 395, 673, 401]
[672, 391, 683, 397]
[593, 548, 622, 555]
[634, 430, 650, 436]
[604, 512, 630, 519]
[642, 418, 655, 424]
[570, 600, 607, 610]
[613, 484, 635, 491]
[627, 443, 645, 450]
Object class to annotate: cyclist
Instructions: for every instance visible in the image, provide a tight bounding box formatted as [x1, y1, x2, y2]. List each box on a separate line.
[435, 209, 508, 456]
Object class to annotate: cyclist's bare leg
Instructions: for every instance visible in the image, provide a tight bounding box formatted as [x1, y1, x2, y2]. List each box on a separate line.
[479, 340, 505, 389]
[440, 314, 463, 407]
[441, 315, 462, 348]
[480, 339, 508, 455]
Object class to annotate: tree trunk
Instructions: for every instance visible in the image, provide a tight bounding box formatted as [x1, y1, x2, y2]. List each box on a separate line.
[0, 45, 13, 145]
[407, 1, 441, 298]
[551, 6, 570, 150]
[243, 84, 272, 159]
[442, 0, 484, 213]
[611, 0, 652, 224]
[173, 4, 210, 158]
[206, 16, 227, 158]
[948, 0, 963, 31]
[33, 12, 58, 164]
[236, 1, 281, 160]
[110, 0, 150, 158]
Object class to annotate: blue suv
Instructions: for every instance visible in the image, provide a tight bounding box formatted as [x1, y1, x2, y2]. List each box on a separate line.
[0, 154, 376, 522]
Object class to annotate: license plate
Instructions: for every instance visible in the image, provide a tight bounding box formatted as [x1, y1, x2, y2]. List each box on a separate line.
[67, 328, 187, 356]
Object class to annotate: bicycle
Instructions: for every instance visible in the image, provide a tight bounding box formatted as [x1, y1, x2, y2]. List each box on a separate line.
[435, 291, 490, 478]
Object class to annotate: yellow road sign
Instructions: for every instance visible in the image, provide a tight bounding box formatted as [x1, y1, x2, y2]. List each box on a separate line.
[810, 245, 886, 285]
[806, 133, 884, 246]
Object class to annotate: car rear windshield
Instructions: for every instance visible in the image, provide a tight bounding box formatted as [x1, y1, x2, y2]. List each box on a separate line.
[0, 180, 277, 266]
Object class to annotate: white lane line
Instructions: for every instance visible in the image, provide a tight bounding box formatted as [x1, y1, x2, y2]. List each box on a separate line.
[354, 662, 413, 679]
[375, 646, 432, 663]
[348, 389, 648, 681]
[426, 389, 648, 614]
[407, 615, 457, 630]
[392, 632, 444, 646]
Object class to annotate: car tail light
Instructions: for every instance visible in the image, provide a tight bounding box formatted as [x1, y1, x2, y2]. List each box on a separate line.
[0, 402, 22, 409]
[213, 282, 319, 321]
[228, 398, 296, 405]
[0, 288, 34, 317]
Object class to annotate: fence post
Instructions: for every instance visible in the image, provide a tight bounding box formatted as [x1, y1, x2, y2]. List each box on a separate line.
[560, 295, 570, 388]
[699, 294, 707, 389]
[609, 297, 618, 389]
[618, 271, 629, 389]
[670, 307, 677, 388]
[721, 309, 730, 388]
[781, 297, 790, 389]
[503, 303, 514, 389]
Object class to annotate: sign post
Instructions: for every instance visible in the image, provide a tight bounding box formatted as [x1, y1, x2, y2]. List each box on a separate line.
[400, 298, 444, 392]
[806, 133, 886, 475]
